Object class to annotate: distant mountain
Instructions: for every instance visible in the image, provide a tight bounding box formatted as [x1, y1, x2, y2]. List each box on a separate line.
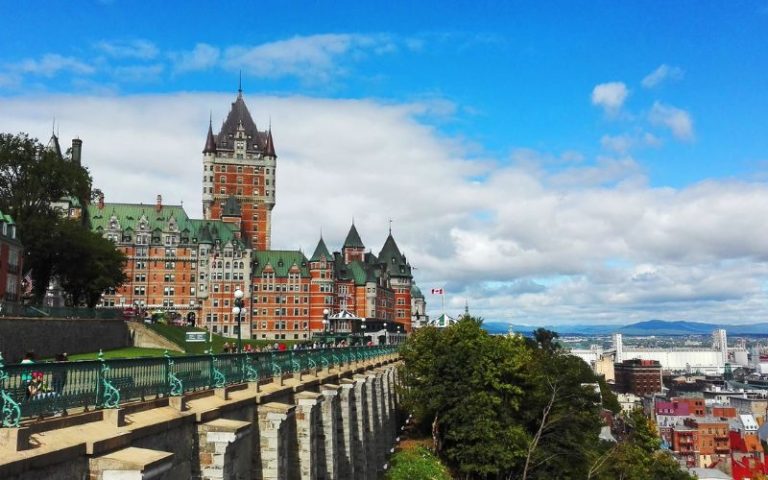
[481, 319, 768, 336]
[619, 320, 768, 336]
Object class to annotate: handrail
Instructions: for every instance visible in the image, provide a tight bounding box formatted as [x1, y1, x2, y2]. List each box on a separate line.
[0, 346, 397, 427]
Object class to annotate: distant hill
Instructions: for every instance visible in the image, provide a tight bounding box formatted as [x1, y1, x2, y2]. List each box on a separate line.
[480, 319, 768, 336]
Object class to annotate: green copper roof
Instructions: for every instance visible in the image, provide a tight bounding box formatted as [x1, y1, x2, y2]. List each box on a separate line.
[88, 202, 243, 247]
[310, 237, 332, 261]
[411, 284, 424, 299]
[252, 250, 310, 278]
[343, 223, 365, 249]
[378, 233, 412, 277]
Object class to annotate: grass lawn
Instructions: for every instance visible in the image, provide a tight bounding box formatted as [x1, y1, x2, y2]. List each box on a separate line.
[54, 324, 314, 362]
[147, 323, 307, 354]
[67, 347, 177, 360]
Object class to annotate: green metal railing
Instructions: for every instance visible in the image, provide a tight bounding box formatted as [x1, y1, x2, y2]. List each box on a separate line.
[0, 346, 396, 428]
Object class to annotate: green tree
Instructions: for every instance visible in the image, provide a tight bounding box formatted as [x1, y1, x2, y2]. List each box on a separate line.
[54, 219, 127, 307]
[399, 318, 531, 478]
[594, 409, 693, 480]
[0, 132, 91, 228]
[0, 132, 125, 305]
[519, 342, 603, 479]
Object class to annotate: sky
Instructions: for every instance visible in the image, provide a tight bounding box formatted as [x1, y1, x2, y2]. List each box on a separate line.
[1, 1, 768, 327]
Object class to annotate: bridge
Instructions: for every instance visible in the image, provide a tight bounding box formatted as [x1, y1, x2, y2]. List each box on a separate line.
[0, 347, 400, 479]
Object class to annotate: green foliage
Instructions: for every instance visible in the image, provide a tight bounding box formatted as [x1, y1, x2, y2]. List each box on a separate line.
[0, 132, 127, 306]
[400, 320, 692, 479]
[0, 132, 91, 229]
[386, 446, 452, 480]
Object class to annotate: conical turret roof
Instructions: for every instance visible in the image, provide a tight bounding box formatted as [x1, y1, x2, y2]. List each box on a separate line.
[203, 119, 217, 154]
[265, 128, 276, 157]
[378, 233, 411, 277]
[310, 237, 332, 262]
[343, 223, 365, 249]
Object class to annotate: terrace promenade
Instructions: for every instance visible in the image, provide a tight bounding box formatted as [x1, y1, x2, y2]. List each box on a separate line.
[0, 346, 400, 479]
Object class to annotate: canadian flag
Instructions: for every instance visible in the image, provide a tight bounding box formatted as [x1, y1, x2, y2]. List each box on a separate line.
[431, 288, 444, 295]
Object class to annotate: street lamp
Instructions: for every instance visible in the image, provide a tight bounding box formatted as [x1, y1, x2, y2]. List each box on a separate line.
[322, 308, 330, 333]
[232, 288, 245, 353]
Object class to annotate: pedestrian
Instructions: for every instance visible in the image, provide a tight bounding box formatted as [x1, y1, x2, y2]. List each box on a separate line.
[223, 342, 231, 353]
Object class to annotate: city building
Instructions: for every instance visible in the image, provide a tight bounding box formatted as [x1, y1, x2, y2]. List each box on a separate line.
[614, 358, 663, 396]
[0, 212, 23, 308]
[93, 90, 418, 339]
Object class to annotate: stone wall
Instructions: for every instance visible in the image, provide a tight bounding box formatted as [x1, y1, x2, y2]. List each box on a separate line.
[0, 355, 401, 480]
[0, 318, 130, 362]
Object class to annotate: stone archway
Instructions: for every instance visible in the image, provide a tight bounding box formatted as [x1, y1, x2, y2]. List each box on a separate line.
[187, 311, 196, 326]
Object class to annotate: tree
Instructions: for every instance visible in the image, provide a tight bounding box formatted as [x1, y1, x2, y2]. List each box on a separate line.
[0, 132, 125, 305]
[399, 320, 693, 479]
[54, 219, 127, 307]
[399, 318, 531, 478]
[0, 132, 91, 229]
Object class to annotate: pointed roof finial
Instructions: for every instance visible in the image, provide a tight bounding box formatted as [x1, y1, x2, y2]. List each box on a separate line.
[238, 70, 242, 96]
[388, 217, 393, 235]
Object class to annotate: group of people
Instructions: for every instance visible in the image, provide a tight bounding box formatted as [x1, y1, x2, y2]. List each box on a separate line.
[19, 351, 68, 400]
[219, 339, 376, 354]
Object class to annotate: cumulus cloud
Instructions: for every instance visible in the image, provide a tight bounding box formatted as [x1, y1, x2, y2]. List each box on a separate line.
[13, 54, 94, 77]
[1, 93, 766, 326]
[591, 82, 628, 114]
[601, 131, 663, 153]
[171, 43, 220, 72]
[95, 39, 159, 60]
[112, 64, 164, 83]
[649, 101, 694, 140]
[642, 64, 684, 88]
[221, 34, 396, 81]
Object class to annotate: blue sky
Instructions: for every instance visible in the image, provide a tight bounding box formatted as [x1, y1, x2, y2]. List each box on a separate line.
[2, 1, 768, 326]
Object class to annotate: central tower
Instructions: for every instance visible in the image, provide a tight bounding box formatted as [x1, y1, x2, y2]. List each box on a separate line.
[202, 89, 277, 250]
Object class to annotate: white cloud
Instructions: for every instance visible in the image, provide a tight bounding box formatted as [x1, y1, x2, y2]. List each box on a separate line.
[171, 43, 220, 72]
[601, 131, 663, 153]
[1, 93, 766, 326]
[112, 64, 164, 83]
[649, 101, 694, 140]
[13, 54, 94, 77]
[95, 40, 159, 60]
[591, 82, 629, 114]
[642, 64, 684, 88]
[221, 34, 396, 81]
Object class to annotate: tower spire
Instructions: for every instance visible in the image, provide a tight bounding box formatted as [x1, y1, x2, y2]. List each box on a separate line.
[238, 70, 242, 97]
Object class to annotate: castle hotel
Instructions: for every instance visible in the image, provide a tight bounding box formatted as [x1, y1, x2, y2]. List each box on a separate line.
[92, 90, 423, 340]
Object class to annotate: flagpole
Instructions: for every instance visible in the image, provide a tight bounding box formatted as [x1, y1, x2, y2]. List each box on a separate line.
[441, 290, 445, 315]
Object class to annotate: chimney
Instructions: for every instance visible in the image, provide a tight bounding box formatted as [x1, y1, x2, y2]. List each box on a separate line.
[71, 138, 82, 165]
[98, 192, 105, 210]
[156, 195, 163, 212]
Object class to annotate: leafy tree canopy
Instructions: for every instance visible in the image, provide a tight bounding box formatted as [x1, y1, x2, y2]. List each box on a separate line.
[399, 320, 693, 480]
[0, 132, 126, 306]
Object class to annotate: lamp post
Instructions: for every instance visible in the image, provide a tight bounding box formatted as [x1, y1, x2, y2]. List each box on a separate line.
[322, 308, 329, 333]
[232, 288, 245, 353]
[383, 322, 388, 346]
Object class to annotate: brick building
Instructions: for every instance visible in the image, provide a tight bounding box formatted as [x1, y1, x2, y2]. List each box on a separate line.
[93, 90, 418, 339]
[0, 213, 23, 307]
[614, 358, 663, 396]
